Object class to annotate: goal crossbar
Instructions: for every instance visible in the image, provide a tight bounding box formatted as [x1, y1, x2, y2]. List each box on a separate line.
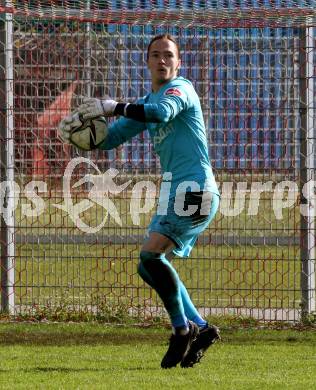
[1, 3, 316, 28]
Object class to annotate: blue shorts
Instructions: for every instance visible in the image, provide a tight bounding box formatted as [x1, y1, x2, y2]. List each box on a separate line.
[145, 192, 219, 258]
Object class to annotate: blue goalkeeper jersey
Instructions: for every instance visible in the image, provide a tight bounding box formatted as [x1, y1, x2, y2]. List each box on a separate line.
[100, 76, 219, 199]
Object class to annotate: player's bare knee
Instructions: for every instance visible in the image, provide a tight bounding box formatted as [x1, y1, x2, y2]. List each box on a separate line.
[141, 232, 175, 253]
[139, 250, 160, 265]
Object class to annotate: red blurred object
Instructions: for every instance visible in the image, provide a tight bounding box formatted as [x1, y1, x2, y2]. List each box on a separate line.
[33, 82, 76, 176]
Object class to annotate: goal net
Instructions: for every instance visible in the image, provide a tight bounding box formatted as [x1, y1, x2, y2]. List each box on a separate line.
[0, 0, 315, 322]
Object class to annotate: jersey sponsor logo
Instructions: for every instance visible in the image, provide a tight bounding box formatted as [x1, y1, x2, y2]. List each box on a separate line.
[153, 123, 174, 147]
[164, 88, 182, 97]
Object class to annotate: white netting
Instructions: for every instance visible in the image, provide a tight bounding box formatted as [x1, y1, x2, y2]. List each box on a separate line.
[1, 0, 315, 321]
[1, 1, 316, 27]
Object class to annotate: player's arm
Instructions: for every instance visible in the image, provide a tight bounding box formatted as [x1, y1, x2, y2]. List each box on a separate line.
[99, 116, 146, 150]
[77, 85, 190, 124]
[57, 111, 146, 150]
[114, 93, 187, 123]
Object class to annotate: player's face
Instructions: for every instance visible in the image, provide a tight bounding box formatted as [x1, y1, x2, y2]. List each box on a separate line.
[147, 38, 181, 91]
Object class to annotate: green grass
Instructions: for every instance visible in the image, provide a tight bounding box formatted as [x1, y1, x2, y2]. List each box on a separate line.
[14, 244, 301, 313]
[0, 322, 315, 389]
[16, 190, 300, 237]
[13, 185, 303, 319]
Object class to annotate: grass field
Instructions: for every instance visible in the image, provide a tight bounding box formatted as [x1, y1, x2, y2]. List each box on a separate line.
[16, 189, 299, 238]
[14, 243, 301, 316]
[11, 186, 304, 321]
[0, 322, 315, 389]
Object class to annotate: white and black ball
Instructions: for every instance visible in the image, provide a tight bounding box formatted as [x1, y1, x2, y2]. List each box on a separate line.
[70, 116, 108, 151]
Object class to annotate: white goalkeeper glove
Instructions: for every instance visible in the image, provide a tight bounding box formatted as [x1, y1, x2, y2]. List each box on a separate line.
[58, 111, 82, 143]
[77, 97, 118, 120]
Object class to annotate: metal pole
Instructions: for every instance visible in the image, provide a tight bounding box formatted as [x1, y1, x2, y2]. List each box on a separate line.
[85, 0, 91, 100]
[299, 24, 315, 320]
[85, 0, 93, 177]
[0, 1, 15, 314]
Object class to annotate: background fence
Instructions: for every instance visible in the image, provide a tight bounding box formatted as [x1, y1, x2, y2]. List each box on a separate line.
[0, 0, 316, 322]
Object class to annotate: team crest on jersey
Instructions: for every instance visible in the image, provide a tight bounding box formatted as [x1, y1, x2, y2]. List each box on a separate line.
[164, 88, 182, 96]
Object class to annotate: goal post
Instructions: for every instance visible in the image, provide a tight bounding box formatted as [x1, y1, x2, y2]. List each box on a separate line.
[299, 22, 316, 318]
[0, 0, 15, 314]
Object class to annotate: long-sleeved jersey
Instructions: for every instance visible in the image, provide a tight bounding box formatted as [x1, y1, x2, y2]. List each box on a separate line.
[99, 76, 219, 199]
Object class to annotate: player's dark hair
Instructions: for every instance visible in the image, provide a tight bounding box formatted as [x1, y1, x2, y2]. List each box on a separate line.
[146, 34, 180, 60]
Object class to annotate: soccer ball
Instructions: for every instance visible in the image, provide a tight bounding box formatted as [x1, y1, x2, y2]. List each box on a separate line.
[70, 116, 108, 151]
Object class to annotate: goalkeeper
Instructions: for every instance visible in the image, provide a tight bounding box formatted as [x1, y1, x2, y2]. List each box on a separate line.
[59, 34, 220, 369]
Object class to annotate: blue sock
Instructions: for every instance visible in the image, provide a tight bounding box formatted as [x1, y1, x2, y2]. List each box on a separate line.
[138, 257, 206, 329]
[192, 316, 208, 329]
[138, 251, 187, 329]
[179, 281, 207, 328]
[137, 261, 156, 288]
